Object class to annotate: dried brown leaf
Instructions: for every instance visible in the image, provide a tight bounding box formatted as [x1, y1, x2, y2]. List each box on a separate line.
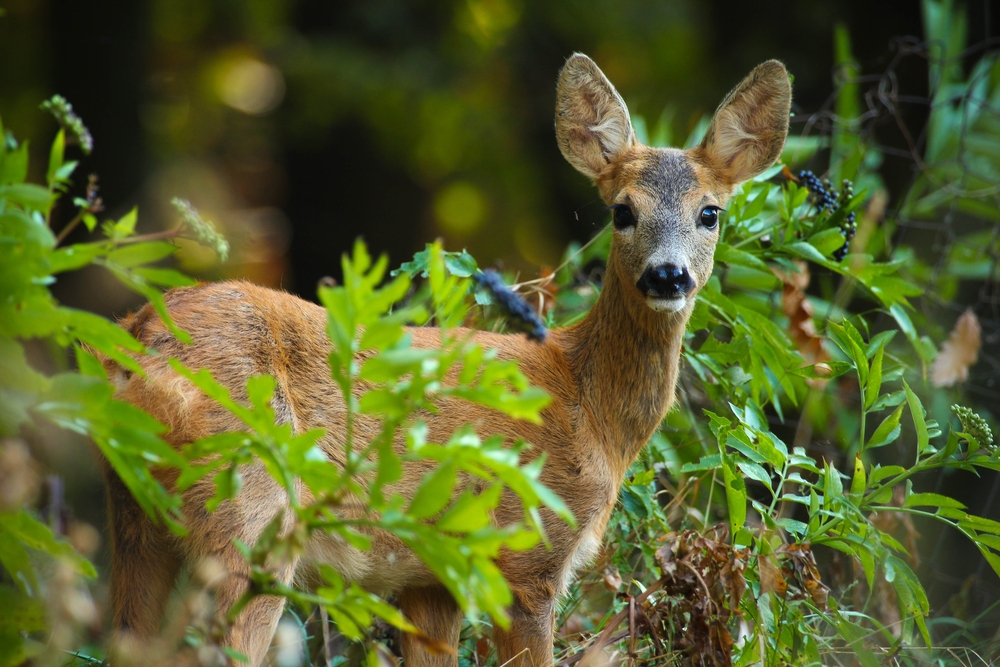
[931, 309, 981, 387]
[603, 566, 622, 592]
[759, 553, 787, 598]
[772, 261, 830, 368]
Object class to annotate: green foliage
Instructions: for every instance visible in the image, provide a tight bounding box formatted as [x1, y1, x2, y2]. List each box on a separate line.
[535, 4, 1000, 664]
[0, 109, 202, 664]
[0, 100, 570, 663]
[174, 239, 568, 639]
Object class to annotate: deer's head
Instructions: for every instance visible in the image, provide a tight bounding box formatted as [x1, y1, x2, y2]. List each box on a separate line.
[556, 54, 791, 315]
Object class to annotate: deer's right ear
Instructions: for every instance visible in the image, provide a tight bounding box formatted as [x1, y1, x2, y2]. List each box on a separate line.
[555, 54, 636, 181]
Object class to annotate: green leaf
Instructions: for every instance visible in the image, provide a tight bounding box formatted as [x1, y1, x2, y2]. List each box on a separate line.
[436, 483, 502, 533]
[863, 341, 884, 411]
[722, 457, 747, 535]
[850, 455, 866, 497]
[46, 129, 65, 186]
[47, 243, 104, 273]
[105, 207, 138, 240]
[106, 241, 178, 268]
[133, 267, 197, 288]
[715, 242, 771, 273]
[902, 380, 929, 455]
[786, 241, 829, 264]
[980, 547, 1000, 581]
[904, 493, 965, 509]
[866, 404, 904, 450]
[407, 460, 459, 519]
[827, 321, 868, 388]
[737, 461, 773, 492]
[0, 184, 55, 212]
[0, 525, 36, 595]
[392, 244, 479, 279]
[0, 511, 95, 578]
[830, 610, 881, 667]
[0, 137, 29, 185]
[809, 227, 848, 257]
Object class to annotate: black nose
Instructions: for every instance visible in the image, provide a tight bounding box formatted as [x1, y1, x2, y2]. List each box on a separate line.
[636, 264, 694, 298]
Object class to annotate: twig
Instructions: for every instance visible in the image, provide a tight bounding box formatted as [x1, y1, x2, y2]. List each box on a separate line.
[574, 578, 665, 667]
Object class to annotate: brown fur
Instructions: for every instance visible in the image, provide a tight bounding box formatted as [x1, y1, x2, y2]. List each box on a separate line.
[103, 54, 790, 666]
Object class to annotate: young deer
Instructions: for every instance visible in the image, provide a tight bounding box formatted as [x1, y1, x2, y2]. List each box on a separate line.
[104, 54, 790, 666]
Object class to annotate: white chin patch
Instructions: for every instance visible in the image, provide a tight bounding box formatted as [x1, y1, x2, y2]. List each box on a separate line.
[646, 296, 687, 313]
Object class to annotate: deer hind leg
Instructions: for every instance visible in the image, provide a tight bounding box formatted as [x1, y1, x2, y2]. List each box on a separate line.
[398, 586, 463, 667]
[105, 469, 182, 660]
[492, 587, 556, 667]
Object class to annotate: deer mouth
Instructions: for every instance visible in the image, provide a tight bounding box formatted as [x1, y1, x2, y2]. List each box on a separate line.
[644, 294, 688, 313]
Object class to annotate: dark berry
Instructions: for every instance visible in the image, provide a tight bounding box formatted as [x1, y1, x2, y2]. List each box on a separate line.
[473, 270, 548, 343]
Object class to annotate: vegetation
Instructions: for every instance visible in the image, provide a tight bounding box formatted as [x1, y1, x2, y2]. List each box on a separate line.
[1, 1, 999, 665]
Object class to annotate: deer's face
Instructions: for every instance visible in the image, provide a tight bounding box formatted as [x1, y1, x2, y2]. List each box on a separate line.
[555, 54, 791, 314]
[599, 147, 723, 314]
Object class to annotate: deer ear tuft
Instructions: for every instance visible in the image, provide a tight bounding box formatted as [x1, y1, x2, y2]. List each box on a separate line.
[696, 60, 792, 186]
[555, 54, 637, 181]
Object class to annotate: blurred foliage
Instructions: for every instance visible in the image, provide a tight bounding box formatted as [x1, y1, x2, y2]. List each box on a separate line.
[0, 0, 887, 285]
[0, 98, 573, 664]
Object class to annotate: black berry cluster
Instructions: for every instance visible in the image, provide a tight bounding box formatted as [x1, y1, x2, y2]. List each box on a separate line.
[797, 170, 857, 262]
[474, 270, 548, 343]
[798, 170, 837, 211]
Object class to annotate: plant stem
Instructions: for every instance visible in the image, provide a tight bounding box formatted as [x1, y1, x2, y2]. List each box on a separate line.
[54, 211, 85, 246]
[113, 227, 184, 245]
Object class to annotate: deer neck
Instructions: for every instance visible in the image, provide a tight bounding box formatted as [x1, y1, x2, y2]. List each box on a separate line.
[559, 251, 690, 474]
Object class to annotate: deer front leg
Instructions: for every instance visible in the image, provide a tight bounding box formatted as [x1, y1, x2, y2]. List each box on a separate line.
[493, 586, 556, 667]
[211, 548, 299, 667]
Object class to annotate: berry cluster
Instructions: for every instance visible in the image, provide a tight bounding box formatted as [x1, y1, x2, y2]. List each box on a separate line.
[172, 197, 230, 261]
[951, 404, 994, 450]
[40, 94, 94, 155]
[797, 170, 857, 262]
[474, 270, 548, 343]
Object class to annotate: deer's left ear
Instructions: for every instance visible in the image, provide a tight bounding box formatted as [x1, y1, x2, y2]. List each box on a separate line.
[695, 60, 791, 187]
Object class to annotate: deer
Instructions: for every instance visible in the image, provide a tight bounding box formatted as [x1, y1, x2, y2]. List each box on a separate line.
[103, 54, 790, 667]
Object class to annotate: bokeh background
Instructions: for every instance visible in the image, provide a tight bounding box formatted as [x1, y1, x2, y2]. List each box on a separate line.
[8, 0, 994, 300]
[4, 0, 1000, 647]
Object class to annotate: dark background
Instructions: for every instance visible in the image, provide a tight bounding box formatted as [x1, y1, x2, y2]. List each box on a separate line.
[7, 0, 996, 303]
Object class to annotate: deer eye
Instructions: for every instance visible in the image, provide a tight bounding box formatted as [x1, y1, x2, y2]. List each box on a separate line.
[700, 206, 721, 229]
[612, 204, 635, 229]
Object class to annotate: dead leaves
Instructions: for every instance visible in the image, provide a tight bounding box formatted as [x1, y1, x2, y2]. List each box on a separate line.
[777, 543, 829, 609]
[649, 529, 747, 666]
[931, 308, 981, 387]
[571, 530, 836, 667]
[772, 262, 832, 380]
[750, 544, 829, 610]
[573, 529, 745, 667]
